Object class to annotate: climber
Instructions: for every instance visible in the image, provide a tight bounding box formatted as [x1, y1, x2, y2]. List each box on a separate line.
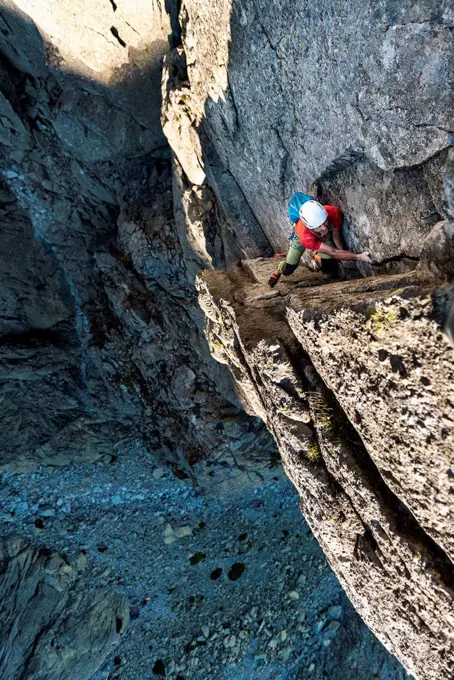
[268, 200, 372, 287]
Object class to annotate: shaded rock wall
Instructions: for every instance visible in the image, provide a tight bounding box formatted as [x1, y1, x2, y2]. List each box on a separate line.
[0, 0, 276, 473]
[0, 4, 277, 677]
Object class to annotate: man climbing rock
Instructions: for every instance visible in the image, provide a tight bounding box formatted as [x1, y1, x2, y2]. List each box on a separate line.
[268, 200, 372, 287]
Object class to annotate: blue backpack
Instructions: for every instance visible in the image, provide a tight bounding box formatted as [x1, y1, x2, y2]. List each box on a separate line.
[287, 192, 314, 245]
[288, 192, 314, 224]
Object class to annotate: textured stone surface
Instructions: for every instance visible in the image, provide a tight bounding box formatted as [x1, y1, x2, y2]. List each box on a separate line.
[0, 187, 73, 336]
[416, 220, 454, 282]
[197, 264, 454, 680]
[416, 151, 454, 284]
[287, 283, 454, 561]
[162, 46, 273, 262]
[12, 0, 168, 155]
[0, 1, 453, 679]
[163, 0, 454, 255]
[318, 152, 444, 262]
[0, 0, 162, 468]
[0, 1, 275, 473]
[0, 535, 128, 680]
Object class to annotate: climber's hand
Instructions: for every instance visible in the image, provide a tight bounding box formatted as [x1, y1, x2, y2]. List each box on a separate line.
[358, 251, 372, 263]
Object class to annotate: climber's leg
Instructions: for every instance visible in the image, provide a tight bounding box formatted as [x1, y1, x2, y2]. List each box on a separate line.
[268, 244, 303, 287]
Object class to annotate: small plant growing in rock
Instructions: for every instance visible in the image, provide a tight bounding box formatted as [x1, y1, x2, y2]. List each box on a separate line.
[306, 391, 333, 431]
[211, 338, 223, 351]
[318, 415, 332, 431]
[306, 444, 320, 462]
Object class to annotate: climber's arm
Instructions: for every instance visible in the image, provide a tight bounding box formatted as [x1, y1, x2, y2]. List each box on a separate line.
[318, 242, 371, 262]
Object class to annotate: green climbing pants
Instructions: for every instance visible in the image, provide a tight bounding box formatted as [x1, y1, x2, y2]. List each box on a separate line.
[276, 232, 333, 276]
[276, 243, 304, 274]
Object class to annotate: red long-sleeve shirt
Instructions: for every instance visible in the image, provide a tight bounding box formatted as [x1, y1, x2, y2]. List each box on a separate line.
[294, 205, 343, 250]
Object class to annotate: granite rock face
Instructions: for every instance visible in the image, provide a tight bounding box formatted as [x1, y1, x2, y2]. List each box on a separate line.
[197, 262, 454, 680]
[0, 535, 128, 680]
[287, 285, 454, 560]
[0, 0, 275, 473]
[0, 1, 453, 679]
[163, 0, 454, 257]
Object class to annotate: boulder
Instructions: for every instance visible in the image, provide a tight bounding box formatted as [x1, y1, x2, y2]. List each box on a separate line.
[0, 535, 129, 680]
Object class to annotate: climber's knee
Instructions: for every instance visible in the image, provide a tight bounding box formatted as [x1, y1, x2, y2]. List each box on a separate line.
[281, 262, 298, 276]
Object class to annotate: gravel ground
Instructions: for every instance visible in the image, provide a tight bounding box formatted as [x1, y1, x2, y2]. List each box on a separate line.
[0, 441, 413, 680]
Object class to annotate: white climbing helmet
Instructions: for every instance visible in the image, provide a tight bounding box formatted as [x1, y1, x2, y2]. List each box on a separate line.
[299, 201, 328, 230]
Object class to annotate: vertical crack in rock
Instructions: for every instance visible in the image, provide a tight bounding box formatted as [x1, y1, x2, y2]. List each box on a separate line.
[110, 26, 127, 47]
[286, 281, 454, 563]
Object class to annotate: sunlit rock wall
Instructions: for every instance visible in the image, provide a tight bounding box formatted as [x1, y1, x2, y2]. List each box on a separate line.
[163, 0, 454, 259]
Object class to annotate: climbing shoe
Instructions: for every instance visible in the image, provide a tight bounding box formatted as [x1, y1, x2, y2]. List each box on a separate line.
[268, 272, 281, 288]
